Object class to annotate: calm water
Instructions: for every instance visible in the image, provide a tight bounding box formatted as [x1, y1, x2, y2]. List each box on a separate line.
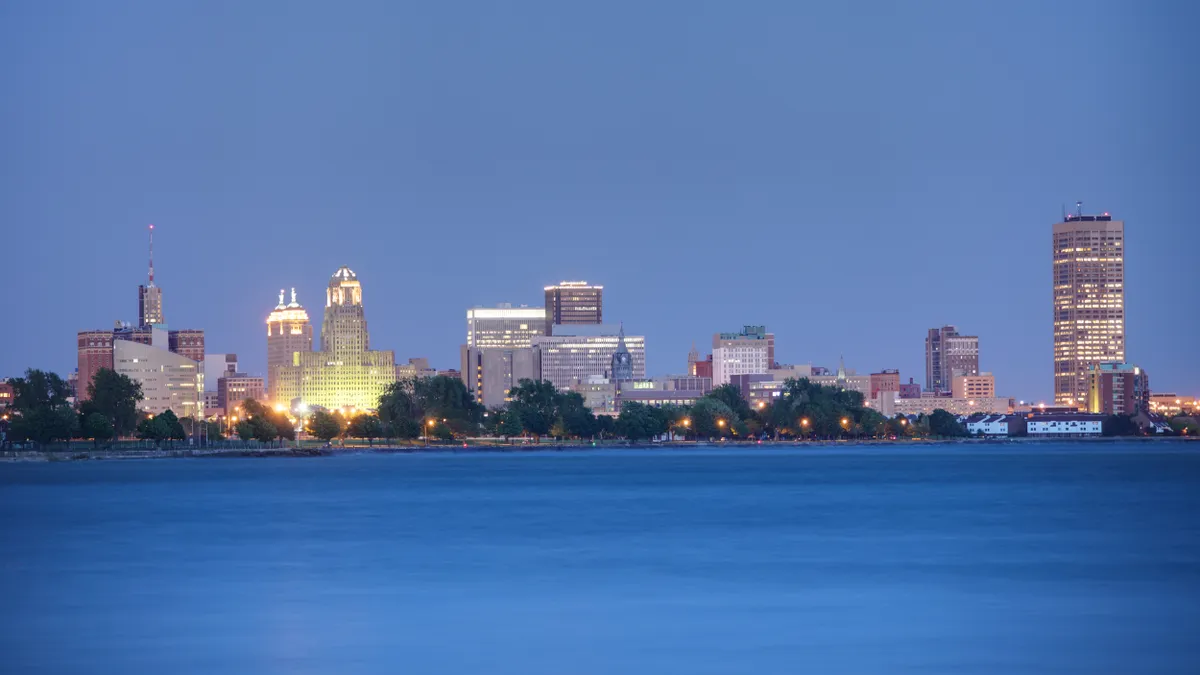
[2, 444, 1199, 674]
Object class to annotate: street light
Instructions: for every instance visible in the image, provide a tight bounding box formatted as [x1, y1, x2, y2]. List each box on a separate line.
[426, 419, 435, 446]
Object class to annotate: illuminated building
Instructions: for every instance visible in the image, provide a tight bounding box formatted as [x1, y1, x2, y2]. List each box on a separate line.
[1053, 207, 1124, 405]
[138, 224, 164, 327]
[925, 326, 979, 393]
[892, 396, 1012, 416]
[533, 325, 645, 390]
[218, 373, 266, 415]
[272, 267, 395, 410]
[952, 372, 996, 400]
[467, 305, 545, 348]
[266, 288, 314, 402]
[460, 305, 545, 400]
[712, 326, 771, 386]
[1086, 363, 1148, 416]
[0, 381, 12, 408]
[113, 328, 203, 418]
[77, 324, 204, 401]
[204, 354, 238, 392]
[544, 281, 602, 334]
[396, 358, 436, 381]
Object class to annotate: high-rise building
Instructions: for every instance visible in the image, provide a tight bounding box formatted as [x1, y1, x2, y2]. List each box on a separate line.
[533, 325, 645, 390]
[1087, 363, 1148, 416]
[462, 348, 538, 408]
[138, 224, 164, 327]
[543, 281, 602, 334]
[712, 326, 771, 386]
[925, 325, 979, 393]
[76, 324, 204, 401]
[272, 267, 395, 410]
[266, 288, 314, 402]
[467, 305, 546, 348]
[952, 372, 996, 400]
[1053, 208, 1125, 406]
[168, 329, 205, 364]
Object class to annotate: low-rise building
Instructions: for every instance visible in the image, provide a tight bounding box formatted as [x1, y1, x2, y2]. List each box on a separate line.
[952, 372, 996, 400]
[0, 380, 13, 408]
[870, 370, 901, 398]
[965, 414, 1027, 436]
[899, 377, 922, 399]
[218, 373, 266, 414]
[1026, 414, 1104, 437]
[893, 396, 1012, 416]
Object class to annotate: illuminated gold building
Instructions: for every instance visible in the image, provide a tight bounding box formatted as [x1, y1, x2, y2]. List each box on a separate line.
[266, 288, 314, 402]
[272, 267, 396, 410]
[1053, 209, 1125, 406]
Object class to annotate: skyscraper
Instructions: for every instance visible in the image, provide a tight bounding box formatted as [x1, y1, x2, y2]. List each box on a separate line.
[1053, 209, 1125, 406]
[266, 288, 314, 402]
[272, 267, 395, 410]
[533, 325, 645, 390]
[544, 281, 602, 334]
[712, 326, 771, 386]
[925, 325, 979, 394]
[138, 224, 164, 327]
[466, 305, 545, 348]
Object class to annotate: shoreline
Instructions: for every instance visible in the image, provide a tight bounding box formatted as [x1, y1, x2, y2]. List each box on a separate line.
[1, 436, 1195, 462]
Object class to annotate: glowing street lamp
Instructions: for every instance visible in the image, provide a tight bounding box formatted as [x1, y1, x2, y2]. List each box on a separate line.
[425, 418, 436, 446]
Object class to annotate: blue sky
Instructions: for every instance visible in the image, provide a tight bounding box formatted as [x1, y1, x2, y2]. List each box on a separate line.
[1, 0, 1197, 400]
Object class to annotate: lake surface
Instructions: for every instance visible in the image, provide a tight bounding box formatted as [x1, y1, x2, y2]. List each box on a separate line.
[2, 444, 1199, 674]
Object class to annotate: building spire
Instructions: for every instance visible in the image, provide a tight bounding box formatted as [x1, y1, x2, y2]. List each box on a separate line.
[277, 289, 286, 309]
[147, 223, 155, 286]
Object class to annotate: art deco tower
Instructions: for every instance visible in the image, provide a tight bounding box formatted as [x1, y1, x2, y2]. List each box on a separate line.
[1053, 207, 1125, 406]
[323, 266, 369, 354]
[266, 288, 313, 402]
[138, 224, 164, 327]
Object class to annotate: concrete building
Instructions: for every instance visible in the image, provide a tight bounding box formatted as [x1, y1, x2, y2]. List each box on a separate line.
[1149, 394, 1200, 418]
[712, 326, 771, 386]
[463, 347, 538, 408]
[167, 329, 205, 364]
[893, 396, 1012, 416]
[533, 325, 646, 390]
[965, 414, 1027, 437]
[543, 281, 602, 334]
[218, 373, 266, 415]
[77, 324, 204, 401]
[272, 267, 396, 410]
[1053, 209, 1125, 406]
[467, 305, 545, 349]
[925, 325, 979, 393]
[1027, 414, 1104, 437]
[899, 377, 922, 399]
[266, 288, 314, 402]
[870, 370, 900, 398]
[113, 329, 203, 418]
[952, 372, 996, 400]
[396, 357, 437, 381]
[1087, 363, 1149, 416]
[204, 354, 238, 392]
[202, 390, 221, 416]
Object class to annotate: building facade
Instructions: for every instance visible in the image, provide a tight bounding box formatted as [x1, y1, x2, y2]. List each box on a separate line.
[204, 354, 238, 392]
[218, 373, 266, 415]
[533, 325, 646, 390]
[113, 334, 203, 418]
[396, 357, 437, 381]
[925, 325, 979, 393]
[899, 377, 922, 399]
[1027, 414, 1104, 437]
[467, 305, 545, 349]
[266, 288, 314, 402]
[712, 326, 771, 386]
[870, 370, 900, 398]
[952, 372, 996, 400]
[1053, 211, 1125, 406]
[892, 396, 1012, 416]
[463, 347, 538, 409]
[1087, 362, 1149, 416]
[543, 281, 602, 334]
[77, 325, 203, 401]
[272, 267, 396, 410]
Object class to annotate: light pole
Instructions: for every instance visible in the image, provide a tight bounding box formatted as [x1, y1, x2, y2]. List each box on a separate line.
[426, 419, 435, 446]
[800, 417, 810, 440]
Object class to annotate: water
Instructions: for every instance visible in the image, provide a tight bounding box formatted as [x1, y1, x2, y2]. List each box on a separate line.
[2, 444, 1199, 674]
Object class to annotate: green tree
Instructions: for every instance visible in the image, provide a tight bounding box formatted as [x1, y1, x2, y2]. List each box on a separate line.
[86, 368, 144, 437]
[377, 376, 483, 440]
[495, 407, 524, 440]
[82, 412, 115, 447]
[347, 414, 384, 446]
[690, 398, 736, 439]
[856, 409, 888, 438]
[507, 379, 559, 442]
[8, 405, 79, 445]
[707, 383, 752, 421]
[308, 409, 344, 442]
[10, 369, 72, 411]
[617, 402, 662, 442]
[137, 415, 170, 444]
[235, 419, 255, 442]
[928, 409, 967, 437]
[1102, 414, 1141, 437]
[558, 392, 598, 439]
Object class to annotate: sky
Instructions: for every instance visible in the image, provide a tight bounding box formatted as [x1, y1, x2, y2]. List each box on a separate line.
[1, 0, 1197, 401]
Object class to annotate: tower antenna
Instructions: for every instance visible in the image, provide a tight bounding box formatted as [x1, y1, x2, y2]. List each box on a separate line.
[1075, 201, 1083, 217]
[148, 224, 155, 286]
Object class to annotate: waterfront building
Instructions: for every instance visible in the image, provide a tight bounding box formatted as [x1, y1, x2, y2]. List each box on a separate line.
[463, 347, 538, 408]
[77, 324, 205, 401]
[202, 390, 221, 416]
[712, 326, 771, 386]
[1053, 208, 1125, 405]
[1087, 363, 1149, 416]
[1027, 414, 1104, 437]
[113, 328, 202, 418]
[892, 396, 1012, 416]
[272, 267, 396, 411]
[1149, 394, 1200, 417]
[543, 281, 602, 334]
[925, 325, 979, 393]
[218, 373, 266, 415]
[952, 372, 996, 400]
[266, 289, 314, 402]
[965, 414, 1028, 437]
[870, 369, 901, 398]
[533, 325, 645, 390]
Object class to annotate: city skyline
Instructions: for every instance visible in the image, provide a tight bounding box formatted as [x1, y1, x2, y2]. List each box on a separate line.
[1, 3, 1196, 399]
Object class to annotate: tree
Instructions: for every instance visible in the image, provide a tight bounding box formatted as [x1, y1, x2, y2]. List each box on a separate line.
[137, 416, 170, 444]
[507, 379, 559, 442]
[82, 412, 115, 447]
[1102, 414, 1141, 437]
[377, 376, 483, 440]
[8, 405, 78, 445]
[690, 398, 736, 439]
[308, 410, 344, 442]
[235, 419, 255, 442]
[856, 409, 888, 438]
[86, 368, 143, 437]
[10, 369, 72, 411]
[928, 409, 967, 437]
[618, 402, 662, 442]
[707, 383, 752, 421]
[558, 392, 597, 439]
[347, 414, 384, 446]
[156, 410, 187, 444]
[495, 407, 524, 440]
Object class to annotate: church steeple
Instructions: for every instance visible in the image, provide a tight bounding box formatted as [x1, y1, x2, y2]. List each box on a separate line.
[611, 323, 634, 382]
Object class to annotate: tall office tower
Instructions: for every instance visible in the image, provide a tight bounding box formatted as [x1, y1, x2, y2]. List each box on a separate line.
[466, 305, 546, 348]
[544, 281, 603, 334]
[266, 288, 314, 402]
[273, 267, 395, 410]
[711, 326, 771, 386]
[138, 224, 164, 327]
[925, 325, 979, 393]
[1053, 208, 1125, 406]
